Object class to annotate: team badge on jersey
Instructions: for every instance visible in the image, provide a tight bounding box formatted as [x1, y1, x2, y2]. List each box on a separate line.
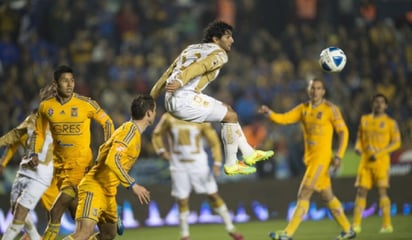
[380, 121, 385, 128]
[47, 108, 54, 116]
[71, 107, 78, 117]
[316, 112, 323, 119]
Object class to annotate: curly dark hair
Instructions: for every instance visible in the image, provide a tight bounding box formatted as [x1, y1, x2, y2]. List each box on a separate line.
[202, 20, 233, 43]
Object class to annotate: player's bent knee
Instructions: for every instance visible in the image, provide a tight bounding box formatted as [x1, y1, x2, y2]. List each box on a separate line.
[222, 109, 238, 123]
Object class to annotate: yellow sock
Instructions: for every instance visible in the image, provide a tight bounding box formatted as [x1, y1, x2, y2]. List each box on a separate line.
[43, 223, 61, 240]
[380, 196, 391, 227]
[284, 200, 309, 236]
[327, 197, 351, 232]
[62, 236, 75, 240]
[353, 197, 366, 227]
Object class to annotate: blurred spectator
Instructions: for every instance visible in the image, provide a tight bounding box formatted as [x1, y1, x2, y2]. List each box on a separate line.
[0, 32, 19, 67]
[45, 0, 74, 47]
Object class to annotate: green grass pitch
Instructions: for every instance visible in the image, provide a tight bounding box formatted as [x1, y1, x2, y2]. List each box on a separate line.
[82, 215, 411, 240]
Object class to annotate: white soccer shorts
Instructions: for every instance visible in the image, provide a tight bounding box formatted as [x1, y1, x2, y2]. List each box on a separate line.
[165, 91, 227, 123]
[170, 169, 218, 199]
[10, 175, 49, 210]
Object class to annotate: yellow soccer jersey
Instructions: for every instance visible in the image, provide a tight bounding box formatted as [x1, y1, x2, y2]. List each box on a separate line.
[32, 94, 114, 169]
[150, 43, 228, 99]
[268, 100, 348, 164]
[82, 121, 141, 196]
[152, 113, 222, 167]
[355, 113, 401, 166]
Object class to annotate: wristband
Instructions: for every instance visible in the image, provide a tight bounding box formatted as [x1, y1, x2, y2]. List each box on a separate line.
[128, 181, 136, 189]
[214, 162, 222, 167]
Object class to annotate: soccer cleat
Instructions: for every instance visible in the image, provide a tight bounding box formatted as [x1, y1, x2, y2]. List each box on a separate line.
[224, 161, 256, 176]
[336, 228, 356, 240]
[117, 205, 125, 235]
[268, 230, 292, 240]
[243, 150, 275, 166]
[379, 225, 393, 234]
[180, 236, 190, 240]
[229, 231, 244, 240]
[352, 225, 361, 234]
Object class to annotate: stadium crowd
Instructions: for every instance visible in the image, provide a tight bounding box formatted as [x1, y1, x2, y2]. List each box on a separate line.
[1, 0, 411, 180]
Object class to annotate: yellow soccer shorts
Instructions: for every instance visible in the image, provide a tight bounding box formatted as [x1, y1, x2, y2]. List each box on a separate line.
[301, 162, 331, 191]
[55, 159, 92, 191]
[355, 164, 389, 190]
[75, 181, 117, 223]
[40, 177, 60, 211]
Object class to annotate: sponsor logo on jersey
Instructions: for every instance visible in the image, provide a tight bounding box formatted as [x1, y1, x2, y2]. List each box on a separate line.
[52, 123, 81, 135]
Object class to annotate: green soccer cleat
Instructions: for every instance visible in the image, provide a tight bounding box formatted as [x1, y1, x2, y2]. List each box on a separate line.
[379, 225, 393, 234]
[352, 225, 361, 234]
[336, 228, 356, 240]
[243, 150, 275, 166]
[224, 161, 256, 176]
[268, 230, 292, 240]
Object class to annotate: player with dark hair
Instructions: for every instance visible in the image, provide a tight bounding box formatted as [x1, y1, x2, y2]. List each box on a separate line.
[30, 65, 115, 240]
[150, 20, 274, 176]
[62, 94, 154, 240]
[259, 78, 356, 240]
[352, 93, 401, 234]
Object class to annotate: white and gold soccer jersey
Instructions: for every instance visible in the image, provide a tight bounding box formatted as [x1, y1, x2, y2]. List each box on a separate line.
[152, 113, 222, 198]
[0, 113, 54, 210]
[150, 43, 229, 123]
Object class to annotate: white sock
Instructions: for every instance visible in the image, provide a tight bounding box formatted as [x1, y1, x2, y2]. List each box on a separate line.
[25, 216, 41, 240]
[235, 123, 255, 157]
[221, 123, 239, 167]
[214, 204, 235, 232]
[2, 222, 24, 240]
[179, 211, 190, 237]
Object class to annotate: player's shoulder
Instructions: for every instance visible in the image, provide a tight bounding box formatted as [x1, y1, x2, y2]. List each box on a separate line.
[323, 100, 343, 112]
[113, 121, 139, 140]
[323, 100, 339, 108]
[73, 93, 93, 102]
[383, 114, 398, 124]
[360, 113, 372, 120]
[123, 121, 141, 134]
[73, 93, 101, 109]
[40, 95, 56, 105]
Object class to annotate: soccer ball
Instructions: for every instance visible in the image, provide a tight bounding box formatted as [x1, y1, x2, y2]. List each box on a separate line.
[319, 47, 347, 72]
